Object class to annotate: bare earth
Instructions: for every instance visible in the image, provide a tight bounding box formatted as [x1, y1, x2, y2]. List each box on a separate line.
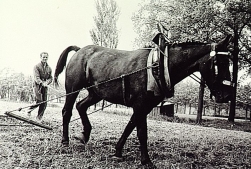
[0, 100, 251, 169]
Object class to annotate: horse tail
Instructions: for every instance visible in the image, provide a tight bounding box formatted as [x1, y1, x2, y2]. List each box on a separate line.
[54, 45, 81, 87]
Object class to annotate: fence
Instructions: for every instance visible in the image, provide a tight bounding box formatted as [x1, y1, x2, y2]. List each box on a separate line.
[172, 101, 251, 120]
[3, 90, 251, 121]
[91, 100, 251, 121]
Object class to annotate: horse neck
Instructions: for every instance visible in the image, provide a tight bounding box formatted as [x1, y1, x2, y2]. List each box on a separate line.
[169, 43, 211, 86]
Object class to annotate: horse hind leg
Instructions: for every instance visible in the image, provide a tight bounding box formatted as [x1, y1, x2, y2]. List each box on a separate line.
[62, 92, 79, 146]
[75, 90, 101, 144]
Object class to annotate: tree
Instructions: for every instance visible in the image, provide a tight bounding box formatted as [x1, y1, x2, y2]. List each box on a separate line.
[90, 0, 120, 48]
[196, 77, 205, 123]
[214, 0, 251, 122]
[132, 0, 219, 124]
[90, 0, 120, 109]
[132, 0, 251, 122]
[0, 68, 33, 102]
[132, 0, 218, 46]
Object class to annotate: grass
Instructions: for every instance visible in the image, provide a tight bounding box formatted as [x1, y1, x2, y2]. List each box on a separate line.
[0, 100, 251, 169]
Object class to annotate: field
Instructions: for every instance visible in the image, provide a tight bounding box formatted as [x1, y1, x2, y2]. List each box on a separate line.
[1, 100, 251, 169]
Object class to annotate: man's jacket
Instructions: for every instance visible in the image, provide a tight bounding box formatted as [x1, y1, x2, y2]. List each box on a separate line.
[33, 62, 52, 101]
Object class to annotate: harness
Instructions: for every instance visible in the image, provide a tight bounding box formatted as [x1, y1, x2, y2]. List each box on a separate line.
[146, 45, 173, 98]
[145, 33, 174, 98]
[121, 35, 172, 107]
[121, 33, 174, 105]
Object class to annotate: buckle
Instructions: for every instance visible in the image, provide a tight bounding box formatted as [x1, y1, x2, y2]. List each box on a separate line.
[222, 80, 234, 87]
[217, 52, 231, 55]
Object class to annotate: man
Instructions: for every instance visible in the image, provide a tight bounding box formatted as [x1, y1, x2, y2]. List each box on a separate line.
[27, 52, 52, 120]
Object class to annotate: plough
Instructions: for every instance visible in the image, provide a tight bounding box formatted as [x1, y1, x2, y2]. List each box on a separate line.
[5, 111, 52, 130]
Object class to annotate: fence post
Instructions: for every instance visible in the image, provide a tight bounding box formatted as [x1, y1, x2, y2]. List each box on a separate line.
[214, 104, 216, 116]
[189, 103, 191, 115]
[184, 102, 186, 114]
[102, 100, 105, 110]
[245, 104, 248, 120]
[218, 106, 221, 116]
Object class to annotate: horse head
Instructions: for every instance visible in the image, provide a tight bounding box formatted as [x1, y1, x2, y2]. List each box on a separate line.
[199, 35, 234, 103]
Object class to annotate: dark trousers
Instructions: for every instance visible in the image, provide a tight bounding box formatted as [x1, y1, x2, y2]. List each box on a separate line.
[29, 87, 48, 119]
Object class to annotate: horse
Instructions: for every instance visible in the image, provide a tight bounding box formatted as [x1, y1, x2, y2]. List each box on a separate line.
[54, 33, 234, 167]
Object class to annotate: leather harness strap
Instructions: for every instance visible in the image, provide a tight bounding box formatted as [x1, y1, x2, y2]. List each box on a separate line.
[157, 35, 173, 98]
[121, 75, 127, 106]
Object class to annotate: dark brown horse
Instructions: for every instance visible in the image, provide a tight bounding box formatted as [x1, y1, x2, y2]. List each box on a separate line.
[54, 34, 234, 167]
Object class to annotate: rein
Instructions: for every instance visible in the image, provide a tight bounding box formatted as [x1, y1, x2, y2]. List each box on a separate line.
[5, 63, 159, 114]
[5, 41, 232, 119]
[153, 44, 207, 87]
[156, 42, 233, 88]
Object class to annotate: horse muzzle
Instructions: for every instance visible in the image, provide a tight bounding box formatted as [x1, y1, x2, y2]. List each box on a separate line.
[211, 89, 233, 103]
[214, 94, 232, 103]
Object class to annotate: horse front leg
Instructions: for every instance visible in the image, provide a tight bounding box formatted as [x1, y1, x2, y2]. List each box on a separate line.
[115, 109, 155, 167]
[136, 114, 153, 166]
[114, 114, 136, 158]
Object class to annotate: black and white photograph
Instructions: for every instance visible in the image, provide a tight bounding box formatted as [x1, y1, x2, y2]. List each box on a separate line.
[0, 0, 251, 168]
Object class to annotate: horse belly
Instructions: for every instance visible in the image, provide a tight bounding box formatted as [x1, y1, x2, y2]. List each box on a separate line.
[92, 67, 147, 106]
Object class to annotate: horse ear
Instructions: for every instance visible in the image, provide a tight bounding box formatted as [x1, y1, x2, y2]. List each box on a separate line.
[219, 34, 233, 46]
[157, 23, 162, 33]
[225, 34, 233, 44]
[152, 32, 162, 44]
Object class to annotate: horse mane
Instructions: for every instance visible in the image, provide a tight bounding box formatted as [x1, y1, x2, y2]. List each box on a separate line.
[170, 41, 207, 48]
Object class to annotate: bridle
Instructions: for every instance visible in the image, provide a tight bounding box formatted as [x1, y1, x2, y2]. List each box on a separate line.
[210, 43, 235, 88]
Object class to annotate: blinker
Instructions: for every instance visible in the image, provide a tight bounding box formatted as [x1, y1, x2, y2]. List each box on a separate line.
[210, 51, 216, 57]
[210, 43, 234, 87]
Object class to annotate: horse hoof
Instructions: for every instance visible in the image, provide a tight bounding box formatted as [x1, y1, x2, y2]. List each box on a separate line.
[61, 140, 69, 147]
[73, 133, 86, 144]
[143, 162, 157, 169]
[109, 154, 124, 162]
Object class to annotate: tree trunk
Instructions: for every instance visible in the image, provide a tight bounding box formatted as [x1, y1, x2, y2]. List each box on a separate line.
[184, 102, 186, 114]
[228, 78, 237, 122]
[189, 103, 191, 115]
[228, 32, 239, 122]
[245, 104, 248, 120]
[196, 77, 205, 124]
[102, 100, 105, 110]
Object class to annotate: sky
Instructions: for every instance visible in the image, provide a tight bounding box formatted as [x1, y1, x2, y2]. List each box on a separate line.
[0, 0, 140, 75]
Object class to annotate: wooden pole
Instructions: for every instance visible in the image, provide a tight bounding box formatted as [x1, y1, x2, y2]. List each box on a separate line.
[196, 77, 205, 123]
[5, 111, 52, 130]
[228, 31, 239, 122]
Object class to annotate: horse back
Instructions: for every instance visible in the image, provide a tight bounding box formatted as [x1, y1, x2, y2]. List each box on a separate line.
[67, 45, 151, 105]
[86, 45, 149, 82]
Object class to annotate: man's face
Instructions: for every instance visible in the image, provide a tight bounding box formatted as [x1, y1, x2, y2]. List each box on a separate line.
[40, 53, 48, 63]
